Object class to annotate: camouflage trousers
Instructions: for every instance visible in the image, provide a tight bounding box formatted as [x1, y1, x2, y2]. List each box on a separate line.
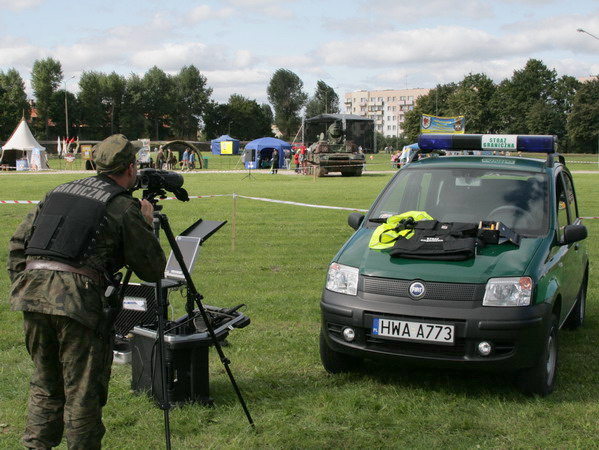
[22, 312, 113, 450]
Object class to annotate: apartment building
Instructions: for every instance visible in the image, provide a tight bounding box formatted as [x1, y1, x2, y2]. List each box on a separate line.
[344, 88, 430, 137]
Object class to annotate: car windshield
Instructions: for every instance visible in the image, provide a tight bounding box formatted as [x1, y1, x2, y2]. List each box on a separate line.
[369, 167, 549, 237]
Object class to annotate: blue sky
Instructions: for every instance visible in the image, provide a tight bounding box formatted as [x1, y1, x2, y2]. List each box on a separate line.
[1, 0, 598, 104]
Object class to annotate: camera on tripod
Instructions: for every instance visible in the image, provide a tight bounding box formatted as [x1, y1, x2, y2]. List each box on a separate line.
[133, 168, 189, 202]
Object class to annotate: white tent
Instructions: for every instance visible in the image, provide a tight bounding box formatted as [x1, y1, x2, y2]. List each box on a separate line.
[0, 118, 49, 170]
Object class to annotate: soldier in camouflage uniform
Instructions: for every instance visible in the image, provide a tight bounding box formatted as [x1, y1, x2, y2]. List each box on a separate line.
[7, 134, 166, 449]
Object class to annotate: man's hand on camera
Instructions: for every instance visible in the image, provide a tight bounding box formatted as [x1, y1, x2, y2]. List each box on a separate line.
[140, 199, 154, 225]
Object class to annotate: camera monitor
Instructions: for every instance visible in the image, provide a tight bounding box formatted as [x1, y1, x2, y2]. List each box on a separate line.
[164, 236, 202, 280]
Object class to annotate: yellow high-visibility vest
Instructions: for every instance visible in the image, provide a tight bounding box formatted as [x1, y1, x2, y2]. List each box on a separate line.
[369, 211, 434, 250]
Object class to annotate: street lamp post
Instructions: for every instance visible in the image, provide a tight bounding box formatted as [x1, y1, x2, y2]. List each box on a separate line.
[577, 28, 599, 41]
[63, 75, 75, 139]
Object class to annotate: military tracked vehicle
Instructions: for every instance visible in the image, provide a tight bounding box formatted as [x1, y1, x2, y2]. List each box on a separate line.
[304, 114, 374, 177]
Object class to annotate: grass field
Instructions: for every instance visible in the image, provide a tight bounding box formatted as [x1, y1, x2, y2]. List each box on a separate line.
[43, 150, 599, 173]
[0, 168, 598, 449]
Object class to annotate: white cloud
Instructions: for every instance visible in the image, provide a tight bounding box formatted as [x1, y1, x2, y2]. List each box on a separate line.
[0, 0, 43, 11]
[359, 0, 494, 21]
[0, 37, 45, 68]
[131, 42, 230, 71]
[188, 5, 236, 22]
[205, 68, 272, 102]
[234, 50, 255, 68]
[221, 0, 296, 20]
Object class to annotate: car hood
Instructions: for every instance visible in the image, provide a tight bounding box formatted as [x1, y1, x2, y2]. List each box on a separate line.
[335, 228, 543, 284]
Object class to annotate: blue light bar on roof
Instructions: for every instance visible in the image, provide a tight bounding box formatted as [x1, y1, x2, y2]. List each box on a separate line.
[417, 134, 556, 153]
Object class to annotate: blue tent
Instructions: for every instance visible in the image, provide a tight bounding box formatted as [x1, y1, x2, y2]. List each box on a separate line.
[211, 134, 240, 155]
[244, 137, 291, 169]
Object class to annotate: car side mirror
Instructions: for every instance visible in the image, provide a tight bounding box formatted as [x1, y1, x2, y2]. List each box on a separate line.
[348, 213, 365, 230]
[561, 224, 587, 245]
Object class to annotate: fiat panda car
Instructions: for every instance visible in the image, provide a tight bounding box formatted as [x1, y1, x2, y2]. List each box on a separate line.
[320, 134, 589, 396]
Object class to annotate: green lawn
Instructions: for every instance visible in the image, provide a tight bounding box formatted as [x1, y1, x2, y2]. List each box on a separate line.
[0, 170, 597, 449]
[43, 151, 599, 173]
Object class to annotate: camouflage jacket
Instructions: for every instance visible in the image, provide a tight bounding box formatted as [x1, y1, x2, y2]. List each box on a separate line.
[7, 177, 166, 331]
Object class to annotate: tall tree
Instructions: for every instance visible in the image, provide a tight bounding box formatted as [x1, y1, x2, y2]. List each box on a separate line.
[142, 66, 174, 140]
[493, 59, 557, 134]
[201, 101, 230, 140]
[171, 65, 212, 140]
[567, 77, 599, 153]
[305, 80, 340, 118]
[447, 73, 497, 133]
[0, 68, 29, 138]
[120, 73, 146, 139]
[78, 71, 106, 139]
[31, 57, 63, 139]
[48, 90, 79, 140]
[267, 68, 307, 139]
[226, 94, 273, 140]
[102, 72, 127, 136]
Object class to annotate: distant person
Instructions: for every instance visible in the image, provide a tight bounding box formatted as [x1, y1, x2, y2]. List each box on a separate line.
[284, 149, 291, 169]
[166, 149, 177, 170]
[294, 150, 300, 173]
[391, 150, 401, 168]
[271, 149, 279, 174]
[181, 148, 189, 171]
[155, 146, 165, 170]
[299, 145, 307, 175]
[188, 149, 196, 170]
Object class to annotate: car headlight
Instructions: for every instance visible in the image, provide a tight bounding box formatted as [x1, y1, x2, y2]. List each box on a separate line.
[326, 263, 359, 296]
[483, 277, 532, 306]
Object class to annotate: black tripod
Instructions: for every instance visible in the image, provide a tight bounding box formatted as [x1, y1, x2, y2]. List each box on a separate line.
[146, 204, 254, 449]
[242, 164, 256, 180]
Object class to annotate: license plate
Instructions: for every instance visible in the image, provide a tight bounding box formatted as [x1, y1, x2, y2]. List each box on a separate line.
[372, 318, 455, 344]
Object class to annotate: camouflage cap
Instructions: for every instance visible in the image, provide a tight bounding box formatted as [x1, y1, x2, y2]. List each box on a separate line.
[94, 134, 141, 174]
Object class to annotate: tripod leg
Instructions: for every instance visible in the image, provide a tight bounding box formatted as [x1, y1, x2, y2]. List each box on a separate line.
[155, 279, 172, 449]
[158, 213, 254, 427]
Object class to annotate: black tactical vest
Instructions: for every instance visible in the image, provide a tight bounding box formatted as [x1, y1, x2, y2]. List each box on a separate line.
[389, 221, 480, 261]
[25, 176, 126, 266]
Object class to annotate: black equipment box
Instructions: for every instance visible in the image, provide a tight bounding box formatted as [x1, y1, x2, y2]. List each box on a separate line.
[131, 306, 250, 406]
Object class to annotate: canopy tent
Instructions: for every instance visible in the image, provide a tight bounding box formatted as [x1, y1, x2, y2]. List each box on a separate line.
[244, 137, 291, 169]
[211, 134, 240, 155]
[0, 118, 49, 170]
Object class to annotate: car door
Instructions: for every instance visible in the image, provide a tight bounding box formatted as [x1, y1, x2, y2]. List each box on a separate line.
[555, 170, 585, 320]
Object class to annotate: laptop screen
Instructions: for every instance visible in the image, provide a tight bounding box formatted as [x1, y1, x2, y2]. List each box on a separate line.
[164, 236, 201, 280]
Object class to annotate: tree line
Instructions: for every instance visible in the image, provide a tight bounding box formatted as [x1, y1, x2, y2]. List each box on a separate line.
[1, 58, 596, 151]
[395, 59, 599, 153]
[0, 59, 339, 144]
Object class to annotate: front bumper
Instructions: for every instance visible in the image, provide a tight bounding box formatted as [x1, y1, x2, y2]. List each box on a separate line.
[321, 280, 551, 371]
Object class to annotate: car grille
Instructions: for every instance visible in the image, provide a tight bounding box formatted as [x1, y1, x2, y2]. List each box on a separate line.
[365, 334, 467, 357]
[362, 276, 484, 301]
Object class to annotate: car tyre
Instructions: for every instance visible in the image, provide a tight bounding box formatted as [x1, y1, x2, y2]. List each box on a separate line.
[320, 330, 361, 373]
[565, 273, 587, 330]
[516, 314, 558, 396]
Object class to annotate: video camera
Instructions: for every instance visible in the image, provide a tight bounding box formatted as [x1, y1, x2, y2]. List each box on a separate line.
[133, 168, 189, 202]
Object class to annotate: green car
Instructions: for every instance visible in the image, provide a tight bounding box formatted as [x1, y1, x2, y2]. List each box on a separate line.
[320, 134, 589, 396]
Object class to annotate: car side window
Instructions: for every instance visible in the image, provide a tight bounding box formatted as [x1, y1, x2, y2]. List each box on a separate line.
[555, 174, 569, 240]
[561, 173, 578, 224]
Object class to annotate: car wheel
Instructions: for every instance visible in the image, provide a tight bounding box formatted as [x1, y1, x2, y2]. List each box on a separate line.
[565, 273, 587, 330]
[516, 314, 558, 396]
[320, 330, 361, 373]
